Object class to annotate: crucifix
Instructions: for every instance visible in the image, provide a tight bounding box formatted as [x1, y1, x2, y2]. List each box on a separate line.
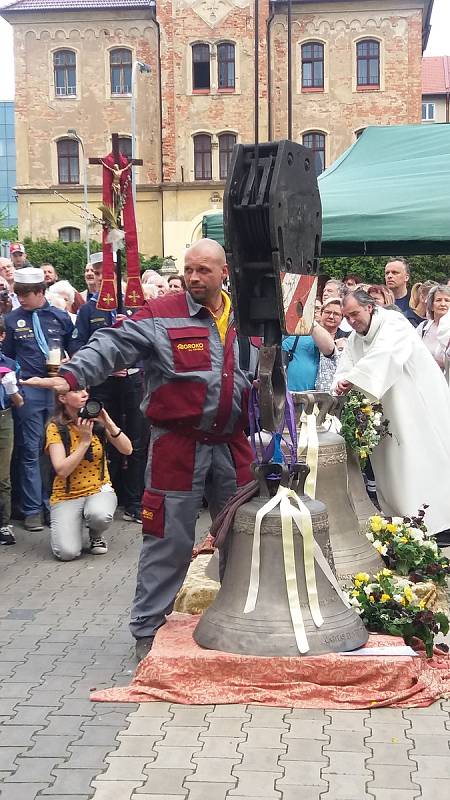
[89, 132, 143, 313]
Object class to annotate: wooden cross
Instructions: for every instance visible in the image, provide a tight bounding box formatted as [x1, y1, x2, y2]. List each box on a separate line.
[89, 132, 143, 218]
[88, 132, 143, 312]
[89, 132, 143, 173]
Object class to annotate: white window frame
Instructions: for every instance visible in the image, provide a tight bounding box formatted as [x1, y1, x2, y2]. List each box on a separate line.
[422, 101, 435, 121]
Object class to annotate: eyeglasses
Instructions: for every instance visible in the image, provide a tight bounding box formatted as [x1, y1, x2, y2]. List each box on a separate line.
[322, 311, 342, 317]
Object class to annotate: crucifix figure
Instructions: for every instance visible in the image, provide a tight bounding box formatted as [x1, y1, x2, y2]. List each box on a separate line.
[90, 133, 142, 220]
[100, 160, 133, 210]
[88, 132, 144, 313]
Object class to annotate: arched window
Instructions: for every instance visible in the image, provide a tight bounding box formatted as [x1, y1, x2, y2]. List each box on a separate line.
[301, 42, 324, 89]
[193, 134, 212, 180]
[356, 40, 380, 87]
[57, 138, 79, 184]
[59, 226, 80, 242]
[118, 136, 132, 159]
[110, 48, 132, 95]
[53, 50, 76, 96]
[302, 131, 326, 175]
[218, 133, 236, 179]
[217, 42, 235, 91]
[192, 43, 210, 92]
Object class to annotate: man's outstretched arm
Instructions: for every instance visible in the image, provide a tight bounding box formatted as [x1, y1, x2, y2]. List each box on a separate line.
[22, 314, 155, 392]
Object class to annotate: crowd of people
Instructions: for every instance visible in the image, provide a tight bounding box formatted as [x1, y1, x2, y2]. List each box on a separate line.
[2, 240, 450, 662]
[284, 258, 450, 394]
[0, 242, 186, 555]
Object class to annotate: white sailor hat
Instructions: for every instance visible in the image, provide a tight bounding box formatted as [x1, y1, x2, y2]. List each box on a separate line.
[14, 267, 45, 284]
[90, 251, 117, 265]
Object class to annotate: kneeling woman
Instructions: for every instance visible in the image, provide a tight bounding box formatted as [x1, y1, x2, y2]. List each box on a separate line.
[45, 389, 132, 561]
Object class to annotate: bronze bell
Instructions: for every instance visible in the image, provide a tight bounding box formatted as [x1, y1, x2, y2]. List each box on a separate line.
[292, 392, 384, 585]
[346, 445, 379, 530]
[194, 463, 368, 657]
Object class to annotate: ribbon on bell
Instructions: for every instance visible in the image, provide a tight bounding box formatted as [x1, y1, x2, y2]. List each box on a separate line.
[244, 485, 350, 653]
[297, 405, 319, 499]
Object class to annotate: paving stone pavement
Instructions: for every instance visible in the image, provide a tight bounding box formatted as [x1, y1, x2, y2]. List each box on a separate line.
[0, 515, 449, 800]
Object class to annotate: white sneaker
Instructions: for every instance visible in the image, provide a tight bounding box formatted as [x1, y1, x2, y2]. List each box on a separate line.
[89, 536, 108, 555]
[0, 525, 15, 546]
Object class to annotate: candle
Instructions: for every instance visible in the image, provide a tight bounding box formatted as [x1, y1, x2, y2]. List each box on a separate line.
[47, 348, 61, 366]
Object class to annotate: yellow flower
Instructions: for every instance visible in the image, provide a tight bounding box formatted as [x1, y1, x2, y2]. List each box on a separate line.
[361, 406, 371, 414]
[369, 595, 375, 603]
[419, 600, 426, 609]
[382, 568, 392, 576]
[386, 523, 398, 534]
[370, 516, 384, 533]
[399, 597, 406, 606]
[404, 587, 413, 602]
[354, 572, 370, 584]
[351, 590, 360, 597]
[380, 594, 391, 603]
[399, 537, 408, 543]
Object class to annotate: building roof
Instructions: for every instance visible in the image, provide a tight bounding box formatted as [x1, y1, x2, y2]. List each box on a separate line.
[422, 56, 450, 95]
[1, 0, 153, 12]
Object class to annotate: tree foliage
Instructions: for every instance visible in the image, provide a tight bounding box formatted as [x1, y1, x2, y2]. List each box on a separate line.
[321, 255, 450, 286]
[1, 237, 165, 290]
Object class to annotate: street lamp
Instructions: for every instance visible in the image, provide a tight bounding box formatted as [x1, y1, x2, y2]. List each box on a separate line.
[131, 61, 151, 205]
[67, 128, 90, 261]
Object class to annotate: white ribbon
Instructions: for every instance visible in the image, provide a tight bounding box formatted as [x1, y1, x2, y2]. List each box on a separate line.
[297, 406, 319, 499]
[244, 485, 350, 654]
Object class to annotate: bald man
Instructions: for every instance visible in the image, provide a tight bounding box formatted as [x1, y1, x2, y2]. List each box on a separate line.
[23, 239, 256, 661]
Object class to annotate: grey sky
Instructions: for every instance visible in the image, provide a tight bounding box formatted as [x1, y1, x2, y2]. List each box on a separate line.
[0, 0, 449, 100]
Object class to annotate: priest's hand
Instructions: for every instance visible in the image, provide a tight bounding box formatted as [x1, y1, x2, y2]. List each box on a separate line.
[20, 376, 71, 393]
[334, 379, 353, 396]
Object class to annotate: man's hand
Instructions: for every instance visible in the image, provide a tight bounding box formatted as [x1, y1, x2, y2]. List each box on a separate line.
[334, 379, 353, 396]
[20, 376, 71, 393]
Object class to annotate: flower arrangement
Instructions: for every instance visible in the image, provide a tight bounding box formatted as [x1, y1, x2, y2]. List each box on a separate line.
[366, 508, 450, 587]
[340, 391, 390, 465]
[347, 569, 449, 657]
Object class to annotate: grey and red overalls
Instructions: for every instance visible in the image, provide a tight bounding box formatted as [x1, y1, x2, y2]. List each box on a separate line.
[60, 291, 256, 640]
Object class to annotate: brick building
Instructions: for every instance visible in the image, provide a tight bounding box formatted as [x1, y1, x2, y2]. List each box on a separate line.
[1, 0, 433, 265]
[422, 55, 450, 124]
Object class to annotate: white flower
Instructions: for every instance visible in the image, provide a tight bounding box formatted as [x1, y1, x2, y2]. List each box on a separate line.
[350, 596, 361, 609]
[364, 583, 379, 596]
[366, 532, 374, 542]
[393, 594, 403, 602]
[394, 578, 410, 589]
[391, 517, 403, 526]
[373, 540, 387, 556]
[409, 528, 424, 542]
[373, 412, 382, 425]
[422, 539, 438, 552]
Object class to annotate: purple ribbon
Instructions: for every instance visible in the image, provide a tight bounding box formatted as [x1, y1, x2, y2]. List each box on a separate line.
[249, 386, 297, 467]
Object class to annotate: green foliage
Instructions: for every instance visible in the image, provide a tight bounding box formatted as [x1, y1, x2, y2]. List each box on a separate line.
[23, 238, 102, 291]
[10, 235, 165, 290]
[321, 255, 450, 285]
[0, 208, 19, 242]
[140, 254, 165, 271]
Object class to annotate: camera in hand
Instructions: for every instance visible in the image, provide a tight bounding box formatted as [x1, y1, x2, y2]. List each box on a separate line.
[78, 399, 103, 420]
[0, 289, 10, 303]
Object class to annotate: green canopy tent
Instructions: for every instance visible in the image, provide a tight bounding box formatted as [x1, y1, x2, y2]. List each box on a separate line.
[202, 124, 450, 257]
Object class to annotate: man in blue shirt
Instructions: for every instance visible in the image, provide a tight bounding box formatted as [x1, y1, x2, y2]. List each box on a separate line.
[3, 268, 75, 531]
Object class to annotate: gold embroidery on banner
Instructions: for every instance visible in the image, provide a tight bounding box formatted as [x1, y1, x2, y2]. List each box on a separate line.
[143, 509, 154, 520]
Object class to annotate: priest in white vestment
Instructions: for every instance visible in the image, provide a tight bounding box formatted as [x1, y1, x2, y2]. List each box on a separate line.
[333, 290, 450, 543]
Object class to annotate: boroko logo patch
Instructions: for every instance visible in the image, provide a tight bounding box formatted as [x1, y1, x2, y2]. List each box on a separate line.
[176, 342, 204, 351]
[142, 509, 154, 520]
